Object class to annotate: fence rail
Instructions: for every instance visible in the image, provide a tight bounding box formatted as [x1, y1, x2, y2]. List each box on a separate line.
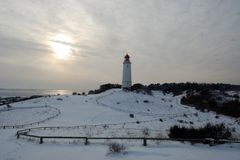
[16, 130, 240, 146]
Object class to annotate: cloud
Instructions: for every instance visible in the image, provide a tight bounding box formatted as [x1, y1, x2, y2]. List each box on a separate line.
[0, 0, 240, 89]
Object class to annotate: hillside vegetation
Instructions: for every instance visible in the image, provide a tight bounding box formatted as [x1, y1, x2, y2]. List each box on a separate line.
[89, 83, 240, 118]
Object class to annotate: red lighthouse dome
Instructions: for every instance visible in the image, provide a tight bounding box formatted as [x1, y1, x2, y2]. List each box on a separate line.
[125, 54, 130, 60]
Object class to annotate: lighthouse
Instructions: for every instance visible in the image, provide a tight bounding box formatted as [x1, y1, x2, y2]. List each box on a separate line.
[122, 54, 132, 90]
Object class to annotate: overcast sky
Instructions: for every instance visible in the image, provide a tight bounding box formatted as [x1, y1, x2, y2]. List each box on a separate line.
[0, 0, 239, 90]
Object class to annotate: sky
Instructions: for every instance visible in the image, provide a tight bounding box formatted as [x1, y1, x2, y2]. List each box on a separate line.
[0, 0, 240, 91]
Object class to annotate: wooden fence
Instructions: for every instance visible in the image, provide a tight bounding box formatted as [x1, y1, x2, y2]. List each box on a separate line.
[16, 130, 240, 146]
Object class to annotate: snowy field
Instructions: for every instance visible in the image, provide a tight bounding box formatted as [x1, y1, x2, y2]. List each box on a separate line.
[0, 106, 60, 127]
[0, 89, 239, 160]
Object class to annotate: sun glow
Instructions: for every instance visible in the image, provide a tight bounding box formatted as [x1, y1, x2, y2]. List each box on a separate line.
[51, 34, 73, 60]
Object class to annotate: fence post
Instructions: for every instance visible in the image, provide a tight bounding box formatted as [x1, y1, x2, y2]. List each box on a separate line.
[143, 138, 147, 146]
[40, 137, 43, 144]
[85, 138, 88, 145]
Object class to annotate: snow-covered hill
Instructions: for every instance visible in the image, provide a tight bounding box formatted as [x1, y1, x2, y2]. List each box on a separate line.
[95, 89, 239, 135]
[0, 89, 239, 160]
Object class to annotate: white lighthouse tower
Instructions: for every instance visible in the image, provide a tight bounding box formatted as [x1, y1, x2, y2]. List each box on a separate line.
[122, 54, 132, 90]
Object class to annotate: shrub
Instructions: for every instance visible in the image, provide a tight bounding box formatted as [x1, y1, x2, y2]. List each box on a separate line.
[204, 123, 231, 139]
[108, 143, 126, 154]
[57, 98, 63, 101]
[233, 94, 239, 99]
[217, 96, 222, 101]
[142, 128, 149, 136]
[131, 83, 145, 90]
[181, 90, 240, 118]
[129, 114, 134, 118]
[72, 92, 77, 95]
[88, 83, 121, 94]
[168, 123, 231, 140]
[131, 83, 153, 95]
[103, 124, 109, 129]
[232, 127, 236, 132]
[143, 100, 149, 103]
[148, 83, 240, 94]
[177, 120, 184, 123]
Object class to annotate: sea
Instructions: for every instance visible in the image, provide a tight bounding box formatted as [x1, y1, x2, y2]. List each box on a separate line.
[0, 89, 81, 97]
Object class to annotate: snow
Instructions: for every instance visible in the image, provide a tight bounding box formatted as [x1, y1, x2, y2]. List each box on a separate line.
[0, 89, 240, 160]
[226, 91, 240, 97]
[0, 106, 59, 127]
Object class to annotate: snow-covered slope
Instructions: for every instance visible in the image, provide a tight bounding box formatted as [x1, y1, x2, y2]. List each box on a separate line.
[0, 89, 239, 160]
[95, 89, 239, 135]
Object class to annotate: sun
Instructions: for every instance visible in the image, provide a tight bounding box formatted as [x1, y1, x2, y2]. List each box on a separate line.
[50, 34, 73, 60]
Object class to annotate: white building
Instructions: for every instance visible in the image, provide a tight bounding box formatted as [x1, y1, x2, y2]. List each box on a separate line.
[122, 54, 132, 90]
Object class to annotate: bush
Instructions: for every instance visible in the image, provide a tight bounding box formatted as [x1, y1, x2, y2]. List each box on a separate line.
[181, 91, 240, 118]
[131, 83, 145, 90]
[233, 94, 239, 99]
[131, 83, 153, 95]
[143, 100, 149, 103]
[72, 92, 77, 95]
[57, 98, 63, 101]
[142, 128, 149, 136]
[88, 83, 121, 94]
[169, 123, 231, 140]
[129, 114, 134, 118]
[108, 143, 126, 154]
[147, 83, 240, 95]
[103, 124, 109, 129]
[177, 120, 184, 123]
